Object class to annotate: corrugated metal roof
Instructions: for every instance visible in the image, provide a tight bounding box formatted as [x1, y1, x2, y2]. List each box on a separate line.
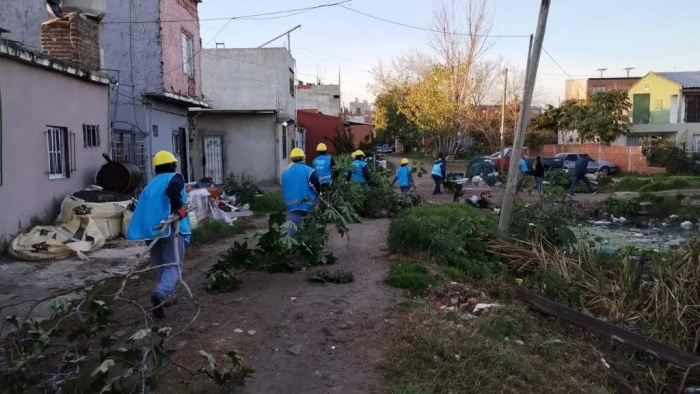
[657, 71, 700, 88]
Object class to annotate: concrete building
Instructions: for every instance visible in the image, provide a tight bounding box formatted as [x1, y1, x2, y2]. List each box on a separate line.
[194, 47, 299, 184]
[564, 77, 640, 101]
[0, 38, 111, 240]
[347, 97, 372, 117]
[623, 71, 700, 149]
[561, 76, 640, 143]
[103, 0, 208, 182]
[0, 0, 209, 182]
[297, 82, 342, 116]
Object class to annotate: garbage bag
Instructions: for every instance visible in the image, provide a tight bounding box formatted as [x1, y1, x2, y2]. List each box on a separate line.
[9, 216, 106, 262]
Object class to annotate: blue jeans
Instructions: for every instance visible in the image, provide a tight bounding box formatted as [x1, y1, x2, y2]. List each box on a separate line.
[530, 176, 544, 192]
[432, 175, 442, 194]
[570, 175, 594, 195]
[149, 232, 185, 300]
[286, 210, 309, 236]
[400, 186, 410, 202]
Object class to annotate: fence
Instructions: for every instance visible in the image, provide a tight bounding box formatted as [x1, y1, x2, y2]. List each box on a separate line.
[525, 144, 665, 174]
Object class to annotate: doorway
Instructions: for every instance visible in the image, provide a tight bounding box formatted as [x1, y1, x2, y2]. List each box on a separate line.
[202, 136, 224, 184]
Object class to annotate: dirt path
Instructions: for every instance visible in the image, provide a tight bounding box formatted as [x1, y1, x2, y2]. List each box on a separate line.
[160, 219, 398, 393]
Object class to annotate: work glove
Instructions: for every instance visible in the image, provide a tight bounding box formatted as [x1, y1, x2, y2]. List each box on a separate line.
[174, 207, 187, 219]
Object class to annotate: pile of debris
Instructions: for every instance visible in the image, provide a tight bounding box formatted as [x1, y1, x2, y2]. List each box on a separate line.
[433, 282, 499, 319]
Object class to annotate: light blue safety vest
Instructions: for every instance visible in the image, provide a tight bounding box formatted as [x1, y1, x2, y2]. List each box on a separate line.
[282, 162, 317, 212]
[431, 162, 443, 178]
[126, 172, 191, 242]
[313, 155, 332, 185]
[351, 159, 368, 183]
[396, 166, 411, 187]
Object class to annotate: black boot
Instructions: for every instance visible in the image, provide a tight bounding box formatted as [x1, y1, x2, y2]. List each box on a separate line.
[151, 293, 165, 319]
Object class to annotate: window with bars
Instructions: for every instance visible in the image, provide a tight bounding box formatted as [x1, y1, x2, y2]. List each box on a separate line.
[182, 31, 195, 77]
[282, 126, 288, 159]
[83, 124, 100, 148]
[46, 126, 73, 179]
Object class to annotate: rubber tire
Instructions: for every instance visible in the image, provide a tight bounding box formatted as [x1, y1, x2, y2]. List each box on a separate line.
[599, 166, 610, 175]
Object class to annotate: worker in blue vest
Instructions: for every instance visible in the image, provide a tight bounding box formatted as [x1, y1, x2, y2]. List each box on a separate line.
[312, 143, 335, 191]
[347, 150, 371, 185]
[126, 151, 190, 319]
[282, 148, 321, 235]
[431, 153, 447, 195]
[391, 158, 416, 202]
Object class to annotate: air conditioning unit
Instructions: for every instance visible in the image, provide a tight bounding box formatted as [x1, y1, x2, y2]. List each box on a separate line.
[62, 0, 106, 20]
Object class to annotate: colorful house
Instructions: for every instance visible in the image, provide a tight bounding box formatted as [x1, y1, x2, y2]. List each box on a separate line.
[625, 71, 700, 149]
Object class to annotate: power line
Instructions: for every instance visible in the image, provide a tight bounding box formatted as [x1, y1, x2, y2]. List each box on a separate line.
[134, 1, 350, 88]
[102, 25, 371, 89]
[539, 44, 588, 94]
[338, 4, 530, 38]
[104, 1, 351, 24]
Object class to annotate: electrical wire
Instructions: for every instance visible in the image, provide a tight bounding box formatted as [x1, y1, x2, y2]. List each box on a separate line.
[133, 1, 350, 88]
[338, 4, 530, 38]
[539, 44, 588, 94]
[104, 1, 352, 24]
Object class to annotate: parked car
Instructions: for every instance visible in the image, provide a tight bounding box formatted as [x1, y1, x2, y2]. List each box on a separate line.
[559, 153, 618, 175]
[487, 149, 565, 173]
[374, 144, 395, 153]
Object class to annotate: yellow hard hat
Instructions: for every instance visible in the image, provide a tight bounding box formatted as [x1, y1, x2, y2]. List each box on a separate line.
[316, 143, 328, 152]
[290, 147, 306, 159]
[153, 151, 177, 167]
[401, 158, 409, 165]
[352, 150, 365, 158]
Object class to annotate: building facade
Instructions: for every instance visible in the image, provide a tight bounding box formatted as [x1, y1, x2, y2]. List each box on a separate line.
[0, 0, 208, 182]
[196, 47, 299, 184]
[625, 71, 700, 148]
[297, 83, 342, 116]
[103, 0, 208, 182]
[0, 39, 111, 240]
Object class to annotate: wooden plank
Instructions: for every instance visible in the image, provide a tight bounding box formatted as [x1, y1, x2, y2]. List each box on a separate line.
[516, 289, 700, 369]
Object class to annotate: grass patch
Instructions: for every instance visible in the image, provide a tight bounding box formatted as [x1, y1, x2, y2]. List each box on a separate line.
[384, 300, 660, 394]
[249, 193, 285, 213]
[615, 174, 700, 192]
[190, 220, 245, 246]
[386, 262, 434, 292]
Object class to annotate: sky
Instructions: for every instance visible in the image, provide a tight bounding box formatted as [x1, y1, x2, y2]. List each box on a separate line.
[197, 0, 699, 107]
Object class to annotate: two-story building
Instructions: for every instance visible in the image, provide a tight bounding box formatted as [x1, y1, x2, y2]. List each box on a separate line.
[192, 47, 299, 185]
[625, 71, 700, 148]
[103, 0, 209, 181]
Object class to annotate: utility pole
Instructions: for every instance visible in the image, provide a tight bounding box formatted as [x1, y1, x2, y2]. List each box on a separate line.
[498, 0, 551, 234]
[623, 67, 635, 77]
[596, 68, 607, 78]
[258, 25, 302, 53]
[499, 68, 508, 174]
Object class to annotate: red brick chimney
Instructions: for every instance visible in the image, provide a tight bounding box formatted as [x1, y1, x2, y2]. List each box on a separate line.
[40, 13, 100, 71]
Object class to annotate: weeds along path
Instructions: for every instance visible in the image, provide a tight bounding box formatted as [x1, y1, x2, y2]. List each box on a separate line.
[157, 218, 398, 393]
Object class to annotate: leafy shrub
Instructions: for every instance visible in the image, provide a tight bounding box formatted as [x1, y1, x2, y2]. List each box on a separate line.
[511, 195, 580, 248]
[388, 204, 497, 260]
[386, 262, 433, 292]
[223, 173, 261, 204]
[449, 257, 502, 281]
[250, 193, 285, 213]
[642, 138, 696, 174]
[604, 198, 640, 217]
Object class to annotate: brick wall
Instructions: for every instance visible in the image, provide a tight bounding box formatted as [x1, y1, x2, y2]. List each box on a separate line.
[525, 144, 665, 174]
[160, 0, 202, 97]
[40, 13, 100, 71]
[586, 78, 639, 97]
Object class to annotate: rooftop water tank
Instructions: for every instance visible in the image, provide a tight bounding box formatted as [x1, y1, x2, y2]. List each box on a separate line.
[62, 0, 106, 21]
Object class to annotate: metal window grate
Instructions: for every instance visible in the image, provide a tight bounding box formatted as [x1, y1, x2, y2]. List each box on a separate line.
[202, 136, 224, 184]
[82, 124, 101, 148]
[282, 126, 288, 159]
[46, 126, 70, 179]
